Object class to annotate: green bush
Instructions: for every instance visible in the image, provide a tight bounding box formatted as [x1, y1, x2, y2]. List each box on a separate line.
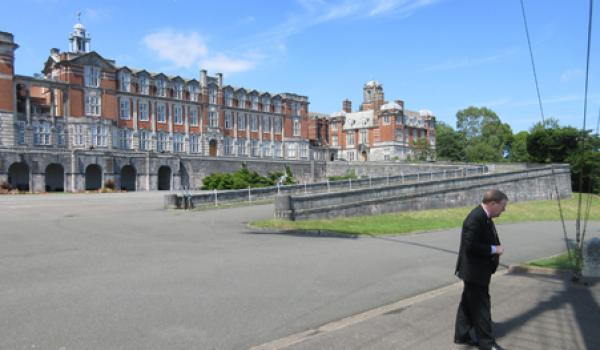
[328, 170, 357, 181]
[202, 164, 296, 190]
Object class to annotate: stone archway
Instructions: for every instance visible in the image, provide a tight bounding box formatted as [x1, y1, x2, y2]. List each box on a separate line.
[158, 166, 171, 191]
[209, 139, 218, 157]
[120, 165, 136, 191]
[45, 163, 64, 192]
[8, 162, 30, 191]
[85, 164, 102, 191]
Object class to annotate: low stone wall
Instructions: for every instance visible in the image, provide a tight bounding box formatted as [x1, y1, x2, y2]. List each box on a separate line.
[484, 163, 549, 173]
[325, 161, 482, 178]
[164, 166, 489, 209]
[275, 165, 572, 220]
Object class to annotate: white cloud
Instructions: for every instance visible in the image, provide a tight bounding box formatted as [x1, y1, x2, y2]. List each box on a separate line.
[421, 49, 517, 72]
[142, 29, 208, 69]
[369, 0, 441, 17]
[560, 68, 584, 83]
[278, 0, 441, 41]
[200, 54, 257, 74]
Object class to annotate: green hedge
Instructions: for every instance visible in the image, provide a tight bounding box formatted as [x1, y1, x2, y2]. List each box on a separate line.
[328, 170, 358, 181]
[202, 164, 296, 190]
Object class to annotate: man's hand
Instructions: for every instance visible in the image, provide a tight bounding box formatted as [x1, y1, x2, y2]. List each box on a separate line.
[495, 245, 504, 255]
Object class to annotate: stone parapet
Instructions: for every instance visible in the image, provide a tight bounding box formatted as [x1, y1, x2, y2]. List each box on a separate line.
[275, 165, 572, 220]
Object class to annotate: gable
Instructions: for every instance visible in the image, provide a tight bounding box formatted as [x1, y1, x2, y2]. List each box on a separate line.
[68, 52, 116, 71]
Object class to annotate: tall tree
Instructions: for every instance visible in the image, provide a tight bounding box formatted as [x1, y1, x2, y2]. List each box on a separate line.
[456, 106, 500, 139]
[509, 131, 531, 162]
[527, 125, 599, 193]
[455, 106, 511, 162]
[527, 126, 579, 163]
[435, 122, 466, 161]
[529, 117, 560, 133]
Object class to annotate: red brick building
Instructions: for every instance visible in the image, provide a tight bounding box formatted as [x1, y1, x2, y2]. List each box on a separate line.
[0, 22, 437, 192]
[1, 22, 311, 160]
[325, 81, 436, 161]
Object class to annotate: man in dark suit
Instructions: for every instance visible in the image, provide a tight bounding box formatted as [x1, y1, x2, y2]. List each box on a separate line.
[454, 189, 508, 350]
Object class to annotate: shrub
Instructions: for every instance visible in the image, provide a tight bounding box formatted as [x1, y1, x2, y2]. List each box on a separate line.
[328, 170, 357, 181]
[202, 164, 296, 190]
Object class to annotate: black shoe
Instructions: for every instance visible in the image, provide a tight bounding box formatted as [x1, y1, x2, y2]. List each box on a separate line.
[481, 343, 505, 350]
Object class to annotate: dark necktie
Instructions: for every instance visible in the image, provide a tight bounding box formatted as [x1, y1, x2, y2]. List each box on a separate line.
[490, 220, 500, 245]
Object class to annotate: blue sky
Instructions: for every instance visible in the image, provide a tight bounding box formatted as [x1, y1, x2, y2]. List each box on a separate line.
[3, 0, 598, 132]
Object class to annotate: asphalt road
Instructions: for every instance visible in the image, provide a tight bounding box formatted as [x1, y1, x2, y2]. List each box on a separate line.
[0, 193, 597, 350]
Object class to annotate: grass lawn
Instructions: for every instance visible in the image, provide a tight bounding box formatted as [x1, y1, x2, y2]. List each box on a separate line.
[525, 252, 577, 270]
[251, 193, 600, 236]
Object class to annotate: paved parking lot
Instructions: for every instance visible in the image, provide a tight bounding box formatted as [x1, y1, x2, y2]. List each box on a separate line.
[0, 193, 597, 349]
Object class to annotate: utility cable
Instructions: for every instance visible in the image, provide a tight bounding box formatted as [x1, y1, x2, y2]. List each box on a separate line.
[577, 0, 594, 255]
[519, 0, 575, 272]
[520, 0, 546, 124]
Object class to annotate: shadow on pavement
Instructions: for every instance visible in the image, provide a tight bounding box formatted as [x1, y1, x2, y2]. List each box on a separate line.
[495, 273, 600, 350]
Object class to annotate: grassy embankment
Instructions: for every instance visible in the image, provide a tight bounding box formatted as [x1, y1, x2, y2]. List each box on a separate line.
[525, 252, 578, 270]
[252, 194, 600, 236]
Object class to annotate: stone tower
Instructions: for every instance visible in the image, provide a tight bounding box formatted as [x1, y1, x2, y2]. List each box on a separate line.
[360, 80, 384, 111]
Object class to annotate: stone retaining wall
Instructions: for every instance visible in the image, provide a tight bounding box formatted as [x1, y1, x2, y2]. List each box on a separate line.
[164, 166, 489, 209]
[274, 165, 572, 220]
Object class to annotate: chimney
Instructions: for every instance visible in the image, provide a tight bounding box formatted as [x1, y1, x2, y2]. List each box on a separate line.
[395, 99, 404, 110]
[200, 69, 207, 87]
[342, 99, 352, 113]
[216, 73, 223, 88]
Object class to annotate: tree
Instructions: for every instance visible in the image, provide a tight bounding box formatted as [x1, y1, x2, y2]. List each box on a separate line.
[481, 121, 513, 160]
[435, 122, 466, 161]
[455, 106, 511, 162]
[456, 106, 500, 139]
[527, 125, 600, 193]
[464, 141, 503, 162]
[413, 137, 433, 161]
[529, 117, 560, 133]
[509, 131, 530, 162]
[527, 126, 579, 163]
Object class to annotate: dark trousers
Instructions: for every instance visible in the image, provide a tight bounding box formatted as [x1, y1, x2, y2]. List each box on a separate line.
[455, 281, 495, 349]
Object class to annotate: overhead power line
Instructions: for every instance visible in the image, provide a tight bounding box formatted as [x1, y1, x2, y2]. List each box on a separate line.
[579, 0, 595, 268]
[519, 0, 545, 124]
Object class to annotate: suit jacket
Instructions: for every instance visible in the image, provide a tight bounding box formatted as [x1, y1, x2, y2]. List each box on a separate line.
[455, 205, 501, 286]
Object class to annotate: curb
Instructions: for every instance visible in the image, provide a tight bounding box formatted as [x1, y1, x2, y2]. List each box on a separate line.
[249, 270, 513, 350]
[507, 264, 572, 276]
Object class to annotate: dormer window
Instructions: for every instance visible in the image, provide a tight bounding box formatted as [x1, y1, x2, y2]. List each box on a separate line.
[175, 82, 184, 99]
[119, 71, 130, 92]
[188, 84, 199, 102]
[156, 79, 166, 97]
[84, 66, 101, 88]
[238, 92, 246, 108]
[262, 96, 270, 112]
[274, 99, 282, 114]
[224, 90, 233, 107]
[251, 95, 259, 110]
[139, 76, 149, 95]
